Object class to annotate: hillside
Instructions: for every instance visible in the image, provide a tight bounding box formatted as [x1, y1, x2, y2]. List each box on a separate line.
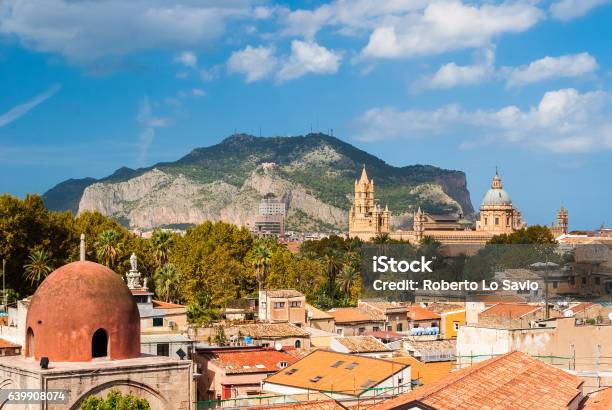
[43, 133, 474, 231]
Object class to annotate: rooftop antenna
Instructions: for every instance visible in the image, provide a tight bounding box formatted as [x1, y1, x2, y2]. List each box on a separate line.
[80, 233, 86, 261]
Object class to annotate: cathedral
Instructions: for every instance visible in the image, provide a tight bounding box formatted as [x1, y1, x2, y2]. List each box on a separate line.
[348, 167, 568, 245]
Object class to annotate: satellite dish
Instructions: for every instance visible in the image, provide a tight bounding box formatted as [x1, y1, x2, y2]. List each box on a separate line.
[563, 309, 574, 318]
[307, 311, 313, 319]
[274, 342, 282, 351]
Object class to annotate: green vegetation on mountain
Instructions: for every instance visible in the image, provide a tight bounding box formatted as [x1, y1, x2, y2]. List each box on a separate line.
[43, 134, 474, 230]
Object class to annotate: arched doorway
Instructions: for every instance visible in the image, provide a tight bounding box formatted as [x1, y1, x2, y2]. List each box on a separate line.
[294, 340, 301, 348]
[26, 327, 35, 357]
[92, 329, 108, 358]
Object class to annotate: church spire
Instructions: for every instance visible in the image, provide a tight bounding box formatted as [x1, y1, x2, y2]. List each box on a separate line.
[359, 164, 370, 184]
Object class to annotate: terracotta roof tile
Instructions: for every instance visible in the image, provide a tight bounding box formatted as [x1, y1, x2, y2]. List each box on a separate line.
[407, 306, 440, 321]
[0, 338, 20, 349]
[334, 336, 390, 353]
[327, 308, 384, 324]
[370, 351, 583, 410]
[152, 300, 185, 309]
[236, 323, 309, 338]
[213, 349, 298, 374]
[581, 387, 612, 410]
[481, 303, 541, 319]
[256, 400, 345, 410]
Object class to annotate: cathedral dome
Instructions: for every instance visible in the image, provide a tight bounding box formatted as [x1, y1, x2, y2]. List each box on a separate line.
[481, 188, 512, 206]
[481, 171, 512, 206]
[25, 261, 140, 362]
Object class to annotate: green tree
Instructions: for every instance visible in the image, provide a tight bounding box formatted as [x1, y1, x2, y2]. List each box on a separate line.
[95, 229, 123, 268]
[23, 250, 53, 285]
[252, 240, 272, 290]
[150, 230, 174, 267]
[187, 290, 220, 326]
[488, 225, 556, 244]
[338, 265, 357, 297]
[80, 389, 150, 409]
[153, 263, 180, 303]
[322, 248, 342, 302]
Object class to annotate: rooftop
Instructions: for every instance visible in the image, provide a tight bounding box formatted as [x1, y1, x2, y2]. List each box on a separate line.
[370, 351, 583, 410]
[212, 349, 298, 374]
[255, 400, 345, 410]
[152, 300, 185, 309]
[425, 303, 465, 314]
[403, 339, 456, 352]
[263, 350, 407, 397]
[406, 306, 440, 321]
[581, 387, 612, 410]
[481, 303, 541, 319]
[306, 303, 334, 320]
[327, 308, 384, 324]
[333, 336, 390, 353]
[387, 356, 453, 386]
[264, 289, 305, 298]
[0, 338, 20, 349]
[235, 323, 309, 339]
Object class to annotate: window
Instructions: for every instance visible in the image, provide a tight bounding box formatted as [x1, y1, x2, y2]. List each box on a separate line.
[358, 327, 366, 335]
[595, 277, 601, 285]
[152, 317, 164, 327]
[336, 328, 343, 335]
[346, 362, 359, 370]
[310, 376, 323, 383]
[484, 217, 488, 225]
[331, 360, 345, 368]
[582, 277, 587, 285]
[495, 217, 499, 225]
[506, 217, 511, 226]
[396, 323, 403, 332]
[278, 361, 288, 368]
[386, 325, 392, 331]
[398, 378, 403, 385]
[285, 368, 299, 375]
[569, 276, 575, 285]
[273, 302, 285, 309]
[157, 343, 169, 357]
[373, 326, 380, 332]
[290, 301, 301, 308]
[294, 340, 301, 348]
[92, 328, 108, 358]
[26, 327, 34, 358]
[553, 281, 558, 289]
[453, 321, 460, 331]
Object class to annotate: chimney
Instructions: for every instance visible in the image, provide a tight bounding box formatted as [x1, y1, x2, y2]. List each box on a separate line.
[80, 234, 86, 261]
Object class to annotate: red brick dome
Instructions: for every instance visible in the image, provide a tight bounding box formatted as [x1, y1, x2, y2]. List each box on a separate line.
[25, 261, 140, 362]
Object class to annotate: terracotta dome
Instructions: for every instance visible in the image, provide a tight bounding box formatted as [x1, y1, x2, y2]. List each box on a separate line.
[25, 261, 140, 362]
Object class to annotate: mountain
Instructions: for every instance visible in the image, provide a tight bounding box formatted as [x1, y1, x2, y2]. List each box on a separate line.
[43, 133, 474, 231]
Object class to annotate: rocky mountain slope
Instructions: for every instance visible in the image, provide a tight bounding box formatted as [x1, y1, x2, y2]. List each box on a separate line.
[43, 133, 474, 231]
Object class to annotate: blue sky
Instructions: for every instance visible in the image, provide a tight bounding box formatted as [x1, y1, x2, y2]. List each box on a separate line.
[1, 0, 611, 229]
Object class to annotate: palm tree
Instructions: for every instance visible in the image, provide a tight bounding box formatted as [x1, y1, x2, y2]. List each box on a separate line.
[323, 248, 342, 299]
[372, 233, 390, 244]
[338, 265, 357, 297]
[24, 250, 53, 285]
[154, 264, 179, 302]
[252, 241, 272, 290]
[151, 230, 173, 267]
[95, 229, 123, 268]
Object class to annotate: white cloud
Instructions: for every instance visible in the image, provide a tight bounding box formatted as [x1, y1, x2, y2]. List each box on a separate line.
[505, 53, 599, 87]
[550, 0, 612, 21]
[191, 88, 206, 97]
[417, 47, 494, 90]
[174, 51, 197, 68]
[354, 88, 612, 153]
[277, 40, 342, 82]
[0, 0, 254, 63]
[137, 96, 169, 164]
[362, 1, 543, 58]
[227, 45, 278, 83]
[279, 0, 428, 38]
[0, 84, 61, 127]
